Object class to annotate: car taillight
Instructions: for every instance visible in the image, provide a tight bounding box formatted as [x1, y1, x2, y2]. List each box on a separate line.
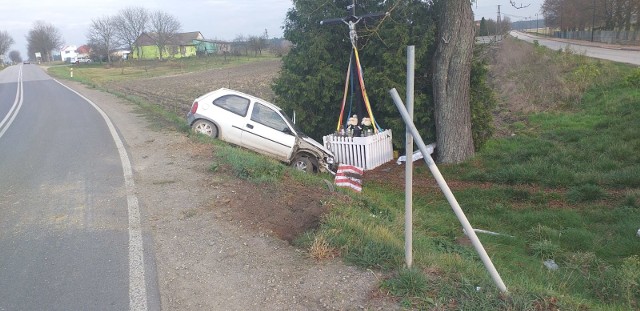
[190, 101, 199, 114]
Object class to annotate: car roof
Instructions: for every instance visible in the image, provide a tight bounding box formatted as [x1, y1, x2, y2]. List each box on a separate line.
[201, 88, 283, 112]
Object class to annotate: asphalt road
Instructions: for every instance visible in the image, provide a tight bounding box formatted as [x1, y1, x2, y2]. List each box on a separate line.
[510, 31, 640, 66]
[0, 64, 157, 310]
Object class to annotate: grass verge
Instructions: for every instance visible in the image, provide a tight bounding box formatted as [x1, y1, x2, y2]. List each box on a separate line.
[296, 41, 640, 309]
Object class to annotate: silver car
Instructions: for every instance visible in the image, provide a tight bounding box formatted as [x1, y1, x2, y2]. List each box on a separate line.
[187, 88, 336, 173]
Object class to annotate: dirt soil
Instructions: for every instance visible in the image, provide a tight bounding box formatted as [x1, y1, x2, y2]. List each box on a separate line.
[58, 59, 401, 310]
[106, 59, 283, 117]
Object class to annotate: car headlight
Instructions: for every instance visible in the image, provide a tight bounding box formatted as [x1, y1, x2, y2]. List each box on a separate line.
[326, 156, 335, 164]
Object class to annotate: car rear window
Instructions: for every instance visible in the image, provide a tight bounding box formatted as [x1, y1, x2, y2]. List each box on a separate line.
[213, 95, 250, 116]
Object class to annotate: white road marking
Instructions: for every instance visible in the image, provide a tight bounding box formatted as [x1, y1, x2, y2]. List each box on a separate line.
[0, 66, 24, 139]
[54, 80, 148, 311]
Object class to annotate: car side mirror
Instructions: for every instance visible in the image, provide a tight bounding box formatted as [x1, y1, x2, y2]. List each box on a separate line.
[282, 127, 293, 135]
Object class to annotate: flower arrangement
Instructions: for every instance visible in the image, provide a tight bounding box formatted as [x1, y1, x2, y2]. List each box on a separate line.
[361, 117, 373, 136]
[361, 117, 372, 129]
[347, 115, 358, 128]
[346, 114, 359, 136]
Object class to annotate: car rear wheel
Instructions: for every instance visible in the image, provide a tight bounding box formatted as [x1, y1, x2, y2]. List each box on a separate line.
[192, 120, 218, 138]
[291, 155, 316, 173]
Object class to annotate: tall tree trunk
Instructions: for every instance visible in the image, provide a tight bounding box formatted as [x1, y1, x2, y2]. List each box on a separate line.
[432, 0, 475, 164]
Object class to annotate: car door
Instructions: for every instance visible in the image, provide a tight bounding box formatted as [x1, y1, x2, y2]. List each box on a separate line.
[241, 102, 296, 162]
[210, 94, 251, 145]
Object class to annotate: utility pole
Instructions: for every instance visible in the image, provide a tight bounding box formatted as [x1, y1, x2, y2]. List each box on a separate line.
[536, 13, 539, 34]
[560, 3, 564, 34]
[496, 5, 501, 39]
[591, 0, 596, 42]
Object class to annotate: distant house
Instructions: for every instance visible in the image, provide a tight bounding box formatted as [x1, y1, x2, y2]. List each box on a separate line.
[132, 31, 232, 59]
[60, 45, 78, 63]
[77, 45, 91, 55]
[133, 31, 205, 60]
[193, 39, 231, 55]
[111, 49, 131, 61]
[76, 45, 91, 59]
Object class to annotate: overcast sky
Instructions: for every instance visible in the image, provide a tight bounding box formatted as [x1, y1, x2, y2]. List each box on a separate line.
[1, 0, 292, 59]
[1, 0, 543, 60]
[474, 0, 544, 23]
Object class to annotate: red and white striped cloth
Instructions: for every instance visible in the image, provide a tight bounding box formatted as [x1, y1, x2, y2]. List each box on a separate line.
[334, 164, 363, 192]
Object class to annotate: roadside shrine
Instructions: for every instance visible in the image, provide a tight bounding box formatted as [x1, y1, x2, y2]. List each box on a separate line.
[320, 3, 393, 170]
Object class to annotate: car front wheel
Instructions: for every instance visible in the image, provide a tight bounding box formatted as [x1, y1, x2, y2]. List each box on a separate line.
[192, 119, 218, 138]
[291, 155, 316, 173]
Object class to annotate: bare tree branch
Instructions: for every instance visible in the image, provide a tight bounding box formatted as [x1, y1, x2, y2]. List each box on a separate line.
[87, 16, 119, 63]
[26, 21, 63, 62]
[114, 7, 149, 59]
[150, 11, 181, 60]
[0, 30, 15, 57]
[510, 0, 531, 9]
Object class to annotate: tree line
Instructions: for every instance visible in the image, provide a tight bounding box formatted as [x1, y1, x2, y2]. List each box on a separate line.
[232, 30, 271, 57]
[478, 16, 513, 36]
[1, 6, 279, 64]
[0, 30, 16, 63]
[542, 0, 640, 31]
[87, 7, 181, 62]
[0, 22, 63, 63]
[17, 7, 181, 62]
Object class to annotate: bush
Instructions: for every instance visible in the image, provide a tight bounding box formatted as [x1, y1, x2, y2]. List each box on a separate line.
[470, 55, 497, 150]
[571, 62, 601, 90]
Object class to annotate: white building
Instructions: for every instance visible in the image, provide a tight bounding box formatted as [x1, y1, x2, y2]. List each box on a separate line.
[60, 45, 78, 63]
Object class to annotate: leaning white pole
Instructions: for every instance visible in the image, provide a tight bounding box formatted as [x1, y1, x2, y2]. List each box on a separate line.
[405, 46, 415, 268]
[389, 88, 508, 293]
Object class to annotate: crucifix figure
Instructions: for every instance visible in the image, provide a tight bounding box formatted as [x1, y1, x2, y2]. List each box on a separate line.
[320, 0, 388, 134]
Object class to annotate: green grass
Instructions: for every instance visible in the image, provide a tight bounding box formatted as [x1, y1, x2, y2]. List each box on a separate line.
[48, 54, 279, 87]
[192, 133, 332, 188]
[296, 56, 640, 309]
[212, 140, 285, 183]
[449, 75, 640, 189]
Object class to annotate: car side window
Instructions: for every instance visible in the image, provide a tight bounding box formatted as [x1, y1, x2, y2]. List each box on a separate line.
[213, 95, 250, 116]
[251, 103, 290, 132]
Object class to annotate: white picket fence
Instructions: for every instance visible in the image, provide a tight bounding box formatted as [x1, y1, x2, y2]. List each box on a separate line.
[323, 129, 394, 170]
